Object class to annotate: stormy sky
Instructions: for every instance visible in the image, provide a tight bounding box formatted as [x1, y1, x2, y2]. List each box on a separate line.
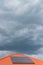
[0, 0, 43, 60]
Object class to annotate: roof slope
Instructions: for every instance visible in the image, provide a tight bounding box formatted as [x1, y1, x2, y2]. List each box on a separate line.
[0, 54, 43, 65]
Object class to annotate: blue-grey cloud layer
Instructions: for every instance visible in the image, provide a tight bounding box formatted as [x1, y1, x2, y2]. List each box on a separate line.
[0, 0, 43, 59]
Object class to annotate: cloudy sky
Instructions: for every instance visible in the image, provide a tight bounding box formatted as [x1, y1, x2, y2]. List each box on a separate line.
[0, 0, 43, 60]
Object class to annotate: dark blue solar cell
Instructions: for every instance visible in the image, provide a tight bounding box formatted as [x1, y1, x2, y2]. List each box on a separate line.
[11, 56, 35, 64]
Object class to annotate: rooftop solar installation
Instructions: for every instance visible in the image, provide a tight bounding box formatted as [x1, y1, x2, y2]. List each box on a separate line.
[11, 56, 35, 64]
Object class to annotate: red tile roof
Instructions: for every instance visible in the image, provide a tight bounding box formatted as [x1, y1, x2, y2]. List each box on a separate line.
[0, 54, 43, 65]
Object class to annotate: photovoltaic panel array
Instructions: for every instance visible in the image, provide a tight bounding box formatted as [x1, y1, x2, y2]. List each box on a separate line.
[11, 56, 35, 64]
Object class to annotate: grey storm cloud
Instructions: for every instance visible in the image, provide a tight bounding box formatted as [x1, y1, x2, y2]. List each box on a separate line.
[0, 0, 43, 59]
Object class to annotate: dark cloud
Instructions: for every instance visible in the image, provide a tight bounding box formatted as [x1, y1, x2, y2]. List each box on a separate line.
[0, 36, 42, 54]
[0, 0, 43, 59]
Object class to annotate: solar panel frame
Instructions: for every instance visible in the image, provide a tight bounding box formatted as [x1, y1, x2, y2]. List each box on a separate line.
[11, 56, 35, 64]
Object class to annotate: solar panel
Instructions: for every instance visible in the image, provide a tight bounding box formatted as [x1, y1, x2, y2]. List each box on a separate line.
[11, 56, 34, 64]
